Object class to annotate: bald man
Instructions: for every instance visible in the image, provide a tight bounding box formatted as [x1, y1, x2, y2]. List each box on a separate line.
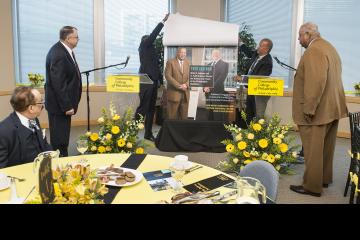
[290, 22, 348, 197]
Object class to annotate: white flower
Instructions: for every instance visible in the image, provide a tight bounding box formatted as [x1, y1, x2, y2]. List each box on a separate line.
[235, 134, 243, 141]
[233, 158, 239, 164]
[126, 142, 133, 149]
[278, 134, 285, 139]
[138, 123, 145, 130]
[275, 154, 281, 160]
[292, 152, 298, 158]
[97, 117, 105, 124]
[258, 119, 265, 125]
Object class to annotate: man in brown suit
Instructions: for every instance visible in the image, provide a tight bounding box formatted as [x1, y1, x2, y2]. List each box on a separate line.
[290, 22, 348, 197]
[165, 48, 190, 120]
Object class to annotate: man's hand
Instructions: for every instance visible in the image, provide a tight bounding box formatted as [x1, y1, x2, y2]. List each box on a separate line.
[163, 13, 170, 23]
[304, 113, 314, 123]
[234, 75, 242, 82]
[179, 84, 188, 91]
[203, 87, 211, 93]
[66, 109, 75, 116]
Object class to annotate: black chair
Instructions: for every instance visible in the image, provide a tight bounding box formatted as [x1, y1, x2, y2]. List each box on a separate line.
[344, 112, 360, 203]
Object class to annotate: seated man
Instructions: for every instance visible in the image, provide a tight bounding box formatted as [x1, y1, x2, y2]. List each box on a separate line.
[0, 87, 52, 168]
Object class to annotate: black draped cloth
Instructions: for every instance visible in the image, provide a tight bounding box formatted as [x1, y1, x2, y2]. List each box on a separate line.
[155, 120, 232, 153]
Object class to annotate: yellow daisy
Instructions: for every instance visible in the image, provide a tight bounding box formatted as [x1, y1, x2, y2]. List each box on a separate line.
[244, 160, 253, 165]
[90, 133, 99, 142]
[243, 151, 251, 158]
[253, 124, 262, 132]
[135, 147, 145, 154]
[279, 143, 289, 153]
[226, 144, 235, 153]
[118, 139, 126, 147]
[267, 154, 276, 163]
[273, 138, 282, 145]
[259, 139, 269, 149]
[238, 141, 247, 150]
[111, 126, 121, 135]
[112, 115, 121, 121]
[98, 146, 106, 154]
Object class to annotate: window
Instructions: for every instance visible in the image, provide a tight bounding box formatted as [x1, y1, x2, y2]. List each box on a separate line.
[13, 0, 94, 84]
[226, 0, 294, 87]
[104, 0, 169, 76]
[304, 0, 360, 91]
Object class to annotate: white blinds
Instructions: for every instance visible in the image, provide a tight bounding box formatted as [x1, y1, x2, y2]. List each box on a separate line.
[14, 0, 94, 84]
[304, 0, 360, 91]
[104, 0, 169, 75]
[227, 0, 294, 87]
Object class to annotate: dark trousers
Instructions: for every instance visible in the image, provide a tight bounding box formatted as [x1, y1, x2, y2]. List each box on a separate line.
[245, 95, 256, 124]
[48, 113, 71, 157]
[135, 83, 158, 137]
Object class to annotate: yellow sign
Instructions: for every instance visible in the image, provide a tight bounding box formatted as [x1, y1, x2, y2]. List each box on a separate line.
[106, 75, 140, 93]
[248, 78, 284, 96]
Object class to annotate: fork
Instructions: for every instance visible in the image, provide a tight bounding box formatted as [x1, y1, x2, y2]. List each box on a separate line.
[7, 176, 26, 182]
[185, 165, 203, 174]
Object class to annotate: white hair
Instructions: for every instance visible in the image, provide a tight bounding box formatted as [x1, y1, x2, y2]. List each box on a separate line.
[301, 22, 321, 37]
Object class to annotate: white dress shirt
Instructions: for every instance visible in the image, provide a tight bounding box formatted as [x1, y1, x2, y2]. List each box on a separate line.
[16, 112, 34, 131]
[60, 41, 75, 63]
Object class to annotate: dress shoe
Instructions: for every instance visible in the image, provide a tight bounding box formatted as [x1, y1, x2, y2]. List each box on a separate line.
[290, 185, 321, 197]
[144, 135, 156, 142]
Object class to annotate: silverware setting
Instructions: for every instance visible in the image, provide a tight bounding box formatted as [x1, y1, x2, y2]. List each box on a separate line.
[7, 176, 26, 182]
[185, 165, 203, 174]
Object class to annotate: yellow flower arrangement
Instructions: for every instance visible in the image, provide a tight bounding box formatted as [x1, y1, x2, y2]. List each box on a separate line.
[219, 113, 298, 174]
[28, 73, 45, 87]
[80, 103, 146, 154]
[26, 163, 109, 204]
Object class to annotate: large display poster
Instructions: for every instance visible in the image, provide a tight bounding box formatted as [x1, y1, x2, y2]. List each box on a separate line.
[166, 46, 238, 121]
[163, 14, 239, 122]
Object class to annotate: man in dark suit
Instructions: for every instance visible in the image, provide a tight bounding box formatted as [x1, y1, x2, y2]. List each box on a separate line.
[45, 26, 82, 157]
[204, 49, 230, 121]
[239, 38, 273, 123]
[0, 87, 52, 169]
[135, 14, 169, 142]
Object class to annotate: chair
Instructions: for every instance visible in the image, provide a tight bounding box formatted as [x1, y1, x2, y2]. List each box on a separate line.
[239, 160, 280, 202]
[344, 112, 360, 202]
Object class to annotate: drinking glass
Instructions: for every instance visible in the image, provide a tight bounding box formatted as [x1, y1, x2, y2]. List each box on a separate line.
[76, 140, 88, 158]
[170, 165, 186, 193]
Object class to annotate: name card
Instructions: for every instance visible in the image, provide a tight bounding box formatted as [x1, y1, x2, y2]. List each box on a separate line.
[248, 78, 284, 96]
[107, 75, 140, 93]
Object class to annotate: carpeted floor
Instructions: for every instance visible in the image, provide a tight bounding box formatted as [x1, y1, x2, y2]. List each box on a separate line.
[64, 124, 352, 204]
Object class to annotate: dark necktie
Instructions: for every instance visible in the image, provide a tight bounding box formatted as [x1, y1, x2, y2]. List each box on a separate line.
[72, 51, 81, 80]
[29, 119, 40, 131]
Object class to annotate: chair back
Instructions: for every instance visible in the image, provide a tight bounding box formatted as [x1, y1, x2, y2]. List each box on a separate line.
[349, 112, 360, 153]
[239, 160, 280, 202]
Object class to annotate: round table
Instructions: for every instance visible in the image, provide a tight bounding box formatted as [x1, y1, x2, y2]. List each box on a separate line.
[0, 154, 238, 204]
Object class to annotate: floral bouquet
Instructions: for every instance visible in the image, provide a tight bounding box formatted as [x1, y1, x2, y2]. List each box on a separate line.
[218, 112, 299, 174]
[28, 73, 45, 87]
[25, 163, 109, 204]
[80, 103, 146, 155]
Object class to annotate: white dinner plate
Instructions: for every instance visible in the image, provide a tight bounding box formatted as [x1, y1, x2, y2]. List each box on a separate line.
[0, 173, 10, 191]
[97, 167, 143, 188]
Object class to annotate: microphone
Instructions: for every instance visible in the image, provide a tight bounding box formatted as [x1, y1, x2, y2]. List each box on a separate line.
[274, 56, 281, 64]
[124, 56, 130, 68]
